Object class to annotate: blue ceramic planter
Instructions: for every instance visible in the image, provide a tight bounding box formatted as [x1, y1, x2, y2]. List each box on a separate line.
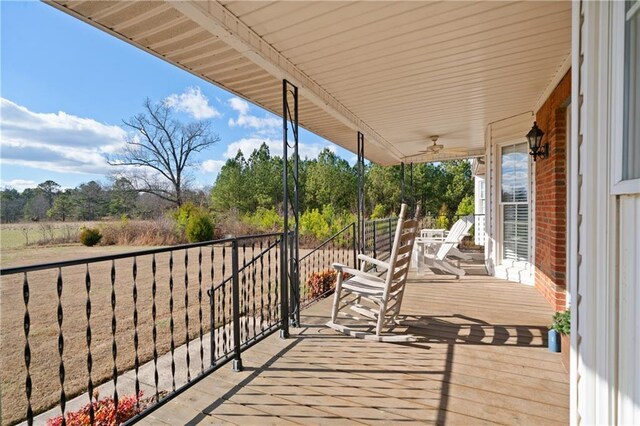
[548, 329, 561, 352]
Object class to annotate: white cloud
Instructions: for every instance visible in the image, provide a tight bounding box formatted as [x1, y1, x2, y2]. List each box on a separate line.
[0, 179, 38, 192]
[0, 98, 127, 174]
[201, 159, 226, 174]
[164, 87, 220, 119]
[227, 97, 280, 134]
[224, 137, 334, 160]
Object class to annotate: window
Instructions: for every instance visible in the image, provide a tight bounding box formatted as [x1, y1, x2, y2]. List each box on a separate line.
[500, 143, 529, 262]
[623, 0, 640, 180]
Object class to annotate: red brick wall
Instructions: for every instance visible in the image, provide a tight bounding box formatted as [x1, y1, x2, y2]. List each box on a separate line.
[535, 70, 571, 311]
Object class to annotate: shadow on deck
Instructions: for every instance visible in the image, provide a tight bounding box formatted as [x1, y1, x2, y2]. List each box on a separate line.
[143, 266, 569, 425]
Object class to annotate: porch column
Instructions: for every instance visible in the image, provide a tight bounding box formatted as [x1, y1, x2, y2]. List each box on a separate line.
[400, 162, 405, 204]
[357, 131, 365, 255]
[410, 162, 414, 213]
[282, 79, 300, 332]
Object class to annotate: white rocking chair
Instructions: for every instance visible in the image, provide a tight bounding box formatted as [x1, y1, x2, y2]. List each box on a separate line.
[327, 204, 418, 341]
[419, 215, 473, 277]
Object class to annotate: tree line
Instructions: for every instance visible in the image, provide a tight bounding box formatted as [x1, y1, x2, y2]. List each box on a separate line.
[0, 144, 473, 225]
[0, 179, 208, 223]
[210, 142, 474, 221]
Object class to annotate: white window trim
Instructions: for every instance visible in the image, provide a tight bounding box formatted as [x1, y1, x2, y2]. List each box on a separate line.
[611, 0, 640, 194]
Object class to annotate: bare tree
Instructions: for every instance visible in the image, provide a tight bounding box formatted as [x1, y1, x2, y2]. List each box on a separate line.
[109, 98, 219, 207]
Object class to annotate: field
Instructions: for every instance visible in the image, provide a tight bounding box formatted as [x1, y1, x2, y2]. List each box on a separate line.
[0, 236, 350, 425]
[0, 222, 98, 250]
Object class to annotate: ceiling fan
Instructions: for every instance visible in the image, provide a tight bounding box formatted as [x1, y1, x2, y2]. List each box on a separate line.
[419, 135, 445, 154]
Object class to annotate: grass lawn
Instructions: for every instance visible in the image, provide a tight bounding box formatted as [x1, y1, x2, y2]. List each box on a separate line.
[0, 222, 98, 250]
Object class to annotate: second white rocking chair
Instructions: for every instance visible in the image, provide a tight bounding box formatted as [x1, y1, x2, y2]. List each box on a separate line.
[327, 204, 418, 341]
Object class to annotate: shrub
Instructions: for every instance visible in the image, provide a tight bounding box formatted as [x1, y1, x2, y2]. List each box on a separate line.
[80, 227, 102, 246]
[47, 392, 145, 426]
[455, 195, 475, 238]
[307, 269, 341, 299]
[300, 208, 330, 241]
[435, 204, 450, 229]
[370, 204, 386, 219]
[186, 213, 214, 243]
[242, 207, 283, 232]
[455, 195, 474, 217]
[100, 219, 181, 246]
[550, 310, 571, 335]
[173, 202, 200, 232]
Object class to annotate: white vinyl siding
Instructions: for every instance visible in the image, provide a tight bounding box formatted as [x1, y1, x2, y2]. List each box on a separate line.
[500, 143, 529, 262]
[575, 1, 640, 424]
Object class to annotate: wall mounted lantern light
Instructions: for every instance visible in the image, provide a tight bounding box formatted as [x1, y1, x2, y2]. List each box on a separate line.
[526, 121, 548, 161]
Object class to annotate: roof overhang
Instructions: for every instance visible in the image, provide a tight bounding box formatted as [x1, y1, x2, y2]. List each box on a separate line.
[46, 1, 571, 166]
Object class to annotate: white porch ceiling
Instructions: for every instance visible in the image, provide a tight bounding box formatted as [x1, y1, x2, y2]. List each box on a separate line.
[47, 1, 571, 166]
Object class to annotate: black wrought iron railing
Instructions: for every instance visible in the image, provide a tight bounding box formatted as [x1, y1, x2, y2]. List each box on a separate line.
[363, 217, 399, 262]
[0, 215, 418, 425]
[0, 232, 289, 426]
[297, 223, 356, 309]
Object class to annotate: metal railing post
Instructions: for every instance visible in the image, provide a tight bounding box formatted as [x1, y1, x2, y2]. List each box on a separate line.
[209, 287, 215, 367]
[388, 218, 393, 252]
[231, 239, 242, 372]
[280, 233, 289, 338]
[352, 222, 357, 269]
[372, 223, 377, 259]
[289, 231, 299, 327]
[400, 162, 405, 203]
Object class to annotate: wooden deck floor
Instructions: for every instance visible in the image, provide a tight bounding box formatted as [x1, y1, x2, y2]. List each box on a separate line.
[143, 269, 569, 425]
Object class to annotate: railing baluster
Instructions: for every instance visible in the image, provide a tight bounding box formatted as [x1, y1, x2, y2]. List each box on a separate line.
[198, 247, 204, 373]
[267, 239, 272, 327]
[56, 268, 67, 425]
[231, 239, 242, 371]
[169, 251, 176, 391]
[132, 257, 140, 412]
[109, 260, 118, 424]
[210, 246, 215, 366]
[151, 254, 159, 400]
[275, 237, 279, 322]
[184, 249, 191, 382]
[23, 272, 33, 425]
[222, 245, 228, 356]
[251, 242, 257, 338]
[242, 243, 248, 343]
[84, 266, 94, 424]
[260, 240, 265, 332]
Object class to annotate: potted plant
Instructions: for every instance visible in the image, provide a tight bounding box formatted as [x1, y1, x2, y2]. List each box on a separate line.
[549, 310, 571, 370]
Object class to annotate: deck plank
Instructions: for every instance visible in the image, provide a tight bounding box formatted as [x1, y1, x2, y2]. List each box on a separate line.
[142, 269, 569, 425]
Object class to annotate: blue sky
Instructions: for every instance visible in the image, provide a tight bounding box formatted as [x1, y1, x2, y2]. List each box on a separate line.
[0, 1, 352, 191]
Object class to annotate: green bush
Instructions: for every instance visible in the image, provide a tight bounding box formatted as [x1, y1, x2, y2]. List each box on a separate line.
[370, 204, 386, 219]
[80, 227, 102, 246]
[242, 207, 283, 231]
[300, 208, 331, 241]
[435, 204, 450, 229]
[550, 310, 571, 335]
[173, 202, 200, 232]
[455, 195, 474, 216]
[186, 213, 214, 243]
[455, 195, 475, 238]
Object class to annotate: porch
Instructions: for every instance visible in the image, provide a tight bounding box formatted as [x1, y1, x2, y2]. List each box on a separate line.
[144, 270, 568, 425]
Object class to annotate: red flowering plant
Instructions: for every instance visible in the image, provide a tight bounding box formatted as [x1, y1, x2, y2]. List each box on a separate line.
[47, 391, 146, 426]
[306, 269, 347, 299]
